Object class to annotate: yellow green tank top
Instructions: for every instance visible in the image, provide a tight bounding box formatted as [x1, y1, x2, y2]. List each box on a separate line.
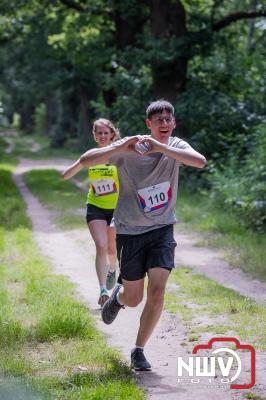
[87, 164, 119, 209]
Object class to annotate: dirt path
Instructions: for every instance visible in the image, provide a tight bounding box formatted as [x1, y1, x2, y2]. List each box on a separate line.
[13, 158, 266, 400]
[174, 230, 266, 306]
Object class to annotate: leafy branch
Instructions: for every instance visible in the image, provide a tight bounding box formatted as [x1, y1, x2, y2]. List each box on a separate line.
[213, 9, 266, 31]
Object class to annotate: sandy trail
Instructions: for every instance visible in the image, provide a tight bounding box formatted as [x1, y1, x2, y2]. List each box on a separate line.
[12, 158, 266, 400]
[174, 231, 266, 306]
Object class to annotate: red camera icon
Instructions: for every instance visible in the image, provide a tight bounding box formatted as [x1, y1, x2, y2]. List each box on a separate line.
[192, 337, 256, 389]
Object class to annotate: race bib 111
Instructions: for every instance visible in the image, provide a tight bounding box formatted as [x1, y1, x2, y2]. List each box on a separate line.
[92, 179, 117, 197]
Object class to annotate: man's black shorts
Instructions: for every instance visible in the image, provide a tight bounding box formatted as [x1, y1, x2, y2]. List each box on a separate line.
[116, 225, 177, 282]
[86, 203, 114, 226]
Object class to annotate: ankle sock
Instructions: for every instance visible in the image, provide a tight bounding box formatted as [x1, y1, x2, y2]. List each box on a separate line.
[132, 346, 144, 354]
[116, 291, 124, 306]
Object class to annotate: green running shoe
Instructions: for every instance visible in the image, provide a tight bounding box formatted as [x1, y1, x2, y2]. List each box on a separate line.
[106, 270, 116, 290]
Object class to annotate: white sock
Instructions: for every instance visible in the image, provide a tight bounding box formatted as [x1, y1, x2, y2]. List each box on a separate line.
[132, 346, 144, 353]
[116, 292, 124, 306]
[100, 285, 107, 291]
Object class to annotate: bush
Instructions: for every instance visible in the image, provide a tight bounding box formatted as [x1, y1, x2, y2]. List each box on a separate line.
[208, 125, 266, 232]
[33, 103, 47, 135]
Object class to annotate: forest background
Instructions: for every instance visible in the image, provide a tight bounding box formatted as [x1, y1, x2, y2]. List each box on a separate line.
[0, 0, 265, 233]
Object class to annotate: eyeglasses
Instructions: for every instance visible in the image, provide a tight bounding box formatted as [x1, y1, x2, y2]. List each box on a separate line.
[152, 117, 174, 125]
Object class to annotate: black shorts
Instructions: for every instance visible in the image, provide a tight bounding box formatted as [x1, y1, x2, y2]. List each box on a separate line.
[116, 225, 177, 283]
[86, 203, 114, 226]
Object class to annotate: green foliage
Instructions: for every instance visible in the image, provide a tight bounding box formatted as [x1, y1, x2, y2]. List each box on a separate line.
[208, 125, 266, 232]
[34, 301, 93, 341]
[109, 65, 152, 135]
[33, 103, 47, 135]
[0, 0, 265, 234]
[0, 168, 31, 230]
[0, 314, 25, 346]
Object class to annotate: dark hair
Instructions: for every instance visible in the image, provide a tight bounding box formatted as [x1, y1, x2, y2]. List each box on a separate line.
[146, 99, 175, 119]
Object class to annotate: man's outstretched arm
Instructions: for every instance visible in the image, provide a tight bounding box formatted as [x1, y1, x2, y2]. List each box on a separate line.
[79, 136, 140, 167]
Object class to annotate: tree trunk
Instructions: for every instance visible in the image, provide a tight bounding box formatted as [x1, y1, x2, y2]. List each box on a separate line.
[46, 95, 57, 136]
[103, 1, 148, 109]
[79, 85, 90, 147]
[20, 105, 34, 133]
[150, 0, 188, 103]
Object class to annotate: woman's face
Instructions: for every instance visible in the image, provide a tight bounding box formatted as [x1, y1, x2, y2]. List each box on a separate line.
[94, 123, 114, 147]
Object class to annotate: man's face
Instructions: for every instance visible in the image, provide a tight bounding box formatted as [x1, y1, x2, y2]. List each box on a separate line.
[146, 111, 176, 143]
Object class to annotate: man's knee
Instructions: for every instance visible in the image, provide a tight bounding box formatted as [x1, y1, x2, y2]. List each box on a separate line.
[148, 285, 166, 304]
[124, 292, 143, 307]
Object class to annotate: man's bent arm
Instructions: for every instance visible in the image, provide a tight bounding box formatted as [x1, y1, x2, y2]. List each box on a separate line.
[150, 141, 207, 168]
[165, 146, 206, 168]
[79, 145, 122, 167]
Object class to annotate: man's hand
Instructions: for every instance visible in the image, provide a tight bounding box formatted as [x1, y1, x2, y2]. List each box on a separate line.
[117, 135, 165, 155]
[136, 136, 164, 155]
[118, 136, 143, 154]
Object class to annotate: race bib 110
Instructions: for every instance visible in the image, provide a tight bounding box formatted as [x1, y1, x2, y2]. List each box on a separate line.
[137, 181, 172, 213]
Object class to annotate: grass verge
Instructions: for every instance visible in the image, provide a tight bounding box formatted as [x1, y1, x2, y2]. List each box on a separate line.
[24, 170, 86, 229]
[0, 165, 145, 399]
[1, 131, 81, 160]
[165, 267, 266, 351]
[176, 190, 266, 281]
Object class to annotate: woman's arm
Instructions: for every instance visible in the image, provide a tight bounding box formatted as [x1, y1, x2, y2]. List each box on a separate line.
[62, 159, 84, 180]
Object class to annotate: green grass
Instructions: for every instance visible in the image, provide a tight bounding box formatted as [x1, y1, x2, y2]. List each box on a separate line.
[0, 136, 18, 167]
[24, 169, 86, 229]
[1, 132, 81, 160]
[245, 393, 266, 400]
[176, 190, 266, 281]
[165, 267, 266, 350]
[0, 166, 145, 399]
[0, 168, 31, 231]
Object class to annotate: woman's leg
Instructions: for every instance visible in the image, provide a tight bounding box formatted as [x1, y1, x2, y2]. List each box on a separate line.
[88, 220, 108, 287]
[107, 226, 117, 273]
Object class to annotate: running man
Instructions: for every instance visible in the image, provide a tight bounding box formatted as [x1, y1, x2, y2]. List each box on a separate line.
[63, 119, 120, 306]
[78, 100, 207, 370]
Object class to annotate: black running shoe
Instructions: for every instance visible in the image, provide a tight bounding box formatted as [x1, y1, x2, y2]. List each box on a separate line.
[131, 348, 152, 371]
[101, 284, 124, 325]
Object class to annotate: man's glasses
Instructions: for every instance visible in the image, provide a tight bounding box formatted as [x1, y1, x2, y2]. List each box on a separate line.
[152, 117, 174, 125]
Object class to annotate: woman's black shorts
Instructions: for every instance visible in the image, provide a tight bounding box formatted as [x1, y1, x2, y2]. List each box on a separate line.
[86, 203, 114, 226]
[116, 224, 177, 282]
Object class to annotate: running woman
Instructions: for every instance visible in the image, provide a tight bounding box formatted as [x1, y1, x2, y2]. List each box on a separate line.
[63, 118, 120, 306]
